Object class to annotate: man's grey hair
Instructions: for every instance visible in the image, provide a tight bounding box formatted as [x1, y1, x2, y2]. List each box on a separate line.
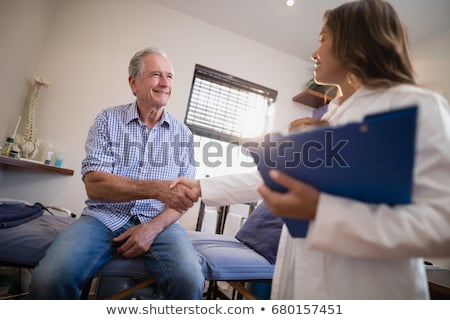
[128, 47, 168, 79]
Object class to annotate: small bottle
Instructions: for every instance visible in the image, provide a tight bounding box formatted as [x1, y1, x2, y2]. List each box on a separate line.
[44, 144, 54, 165]
[9, 150, 19, 158]
[54, 150, 64, 167]
[1, 137, 14, 156]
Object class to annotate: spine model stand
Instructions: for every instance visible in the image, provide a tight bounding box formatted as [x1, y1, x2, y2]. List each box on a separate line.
[19, 77, 50, 159]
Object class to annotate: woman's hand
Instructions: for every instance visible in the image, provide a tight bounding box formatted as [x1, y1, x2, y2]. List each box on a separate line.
[257, 170, 320, 220]
[289, 117, 329, 133]
[169, 177, 201, 196]
[160, 181, 200, 212]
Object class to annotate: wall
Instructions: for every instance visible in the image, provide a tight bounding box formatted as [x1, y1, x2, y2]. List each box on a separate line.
[0, 0, 58, 144]
[0, 0, 311, 230]
[413, 27, 450, 100]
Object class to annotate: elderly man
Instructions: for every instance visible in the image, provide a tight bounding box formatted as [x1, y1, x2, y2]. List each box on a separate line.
[30, 47, 204, 299]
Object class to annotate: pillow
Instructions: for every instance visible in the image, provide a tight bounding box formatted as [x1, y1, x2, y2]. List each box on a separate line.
[235, 201, 283, 264]
[0, 202, 45, 229]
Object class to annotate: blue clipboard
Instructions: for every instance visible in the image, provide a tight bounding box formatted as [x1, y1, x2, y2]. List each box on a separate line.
[249, 106, 417, 237]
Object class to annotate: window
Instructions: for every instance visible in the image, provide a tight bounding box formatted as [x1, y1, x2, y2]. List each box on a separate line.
[185, 65, 278, 177]
[184, 64, 277, 144]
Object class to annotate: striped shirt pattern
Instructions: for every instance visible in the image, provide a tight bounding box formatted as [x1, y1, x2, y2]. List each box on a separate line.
[81, 102, 195, 231]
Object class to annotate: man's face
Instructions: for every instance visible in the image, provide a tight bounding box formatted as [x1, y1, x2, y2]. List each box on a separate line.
[129, 54, 174, 108]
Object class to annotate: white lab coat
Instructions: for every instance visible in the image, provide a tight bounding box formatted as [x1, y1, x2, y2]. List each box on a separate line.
[201, 84, 450, 299]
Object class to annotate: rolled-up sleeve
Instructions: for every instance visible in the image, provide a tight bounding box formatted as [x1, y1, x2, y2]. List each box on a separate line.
[81, 111, 115, 178]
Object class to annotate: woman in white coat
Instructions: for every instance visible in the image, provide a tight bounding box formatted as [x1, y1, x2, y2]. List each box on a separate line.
[173, 0, 450, 299]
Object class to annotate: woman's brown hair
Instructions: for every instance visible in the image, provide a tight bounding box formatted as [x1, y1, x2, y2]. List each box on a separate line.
[324, 0, 416, 88]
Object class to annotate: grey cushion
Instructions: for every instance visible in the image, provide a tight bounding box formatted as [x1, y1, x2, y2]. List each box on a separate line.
[96, 255, 151, 279]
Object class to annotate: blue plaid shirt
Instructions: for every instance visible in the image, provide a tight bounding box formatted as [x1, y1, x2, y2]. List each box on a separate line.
[81, 102, 195, 231]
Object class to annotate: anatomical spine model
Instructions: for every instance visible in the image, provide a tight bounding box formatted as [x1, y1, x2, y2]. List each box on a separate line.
[18, 77, 50, 159]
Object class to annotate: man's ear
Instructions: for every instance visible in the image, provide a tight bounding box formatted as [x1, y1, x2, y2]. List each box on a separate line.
[128, 76, 137, 96]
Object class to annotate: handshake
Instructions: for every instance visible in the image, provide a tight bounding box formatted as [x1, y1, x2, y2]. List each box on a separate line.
[161, 117, 329, 214]
[161, 178, 201, 213]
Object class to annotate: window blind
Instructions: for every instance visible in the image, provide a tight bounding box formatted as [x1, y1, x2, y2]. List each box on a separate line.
[184, 64, 277, 144]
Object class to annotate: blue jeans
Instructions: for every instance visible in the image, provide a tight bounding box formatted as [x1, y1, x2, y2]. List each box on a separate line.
[29, 215, 204, 299]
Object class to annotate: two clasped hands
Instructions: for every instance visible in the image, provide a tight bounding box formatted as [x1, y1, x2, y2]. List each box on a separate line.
[166, 117, 328, 221]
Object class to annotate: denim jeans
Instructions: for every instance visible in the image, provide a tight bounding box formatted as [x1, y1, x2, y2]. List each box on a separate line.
[29, 215, 204, 299]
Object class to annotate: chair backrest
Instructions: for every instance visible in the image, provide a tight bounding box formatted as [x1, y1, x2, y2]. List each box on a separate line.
[196, 201, 257, 235]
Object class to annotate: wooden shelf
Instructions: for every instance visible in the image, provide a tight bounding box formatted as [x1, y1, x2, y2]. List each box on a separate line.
[427, 267, 450, 299]
[0, 155, 74, 176]
[292, 89, 334, 108]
